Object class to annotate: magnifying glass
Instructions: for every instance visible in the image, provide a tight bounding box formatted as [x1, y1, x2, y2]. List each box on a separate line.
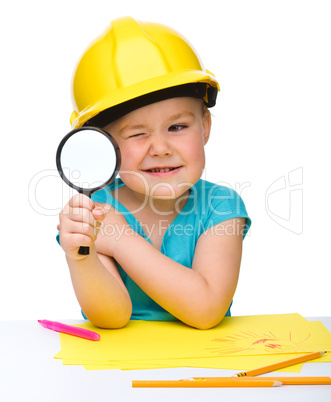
[56, 127, 121, 255]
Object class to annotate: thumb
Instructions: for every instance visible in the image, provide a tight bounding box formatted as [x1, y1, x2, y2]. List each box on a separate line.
[92, 202, 112, 220]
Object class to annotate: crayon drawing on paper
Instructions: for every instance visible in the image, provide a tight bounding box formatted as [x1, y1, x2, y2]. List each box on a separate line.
[208, 330, 312, 355]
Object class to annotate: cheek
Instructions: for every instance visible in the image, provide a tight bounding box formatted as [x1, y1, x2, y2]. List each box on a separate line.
[183, 139, 206, 181]
[118, 143, 142, 170]
[119, 150, 133, 170]
[118, 146, 147, 191]
[119, 171, 148, 195]
[184, 137, 206, 165]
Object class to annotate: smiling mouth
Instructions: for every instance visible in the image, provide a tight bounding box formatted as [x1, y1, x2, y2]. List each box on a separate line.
[144, 167, 181, 173]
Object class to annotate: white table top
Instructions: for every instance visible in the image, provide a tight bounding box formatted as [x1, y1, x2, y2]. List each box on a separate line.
[1, 317, 330, 402]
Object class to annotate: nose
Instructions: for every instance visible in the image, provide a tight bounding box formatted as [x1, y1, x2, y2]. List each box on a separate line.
[149, 133, 172, 157]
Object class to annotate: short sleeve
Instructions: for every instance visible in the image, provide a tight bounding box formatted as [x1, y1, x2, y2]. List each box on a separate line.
[204, 184, 251, 239]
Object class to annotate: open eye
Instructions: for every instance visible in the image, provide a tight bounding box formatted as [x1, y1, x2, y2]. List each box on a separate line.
[168, 124, 187, 132]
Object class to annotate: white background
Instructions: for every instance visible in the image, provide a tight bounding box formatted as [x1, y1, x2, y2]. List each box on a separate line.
[1, 0, 330, 321]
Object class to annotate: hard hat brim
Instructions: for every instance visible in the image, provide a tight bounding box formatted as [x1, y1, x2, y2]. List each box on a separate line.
[71, 70, 219, 128]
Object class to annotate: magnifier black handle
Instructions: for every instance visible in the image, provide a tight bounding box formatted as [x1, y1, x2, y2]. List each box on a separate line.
[78, 246, 90, 255]
[78, 190, 92, 256]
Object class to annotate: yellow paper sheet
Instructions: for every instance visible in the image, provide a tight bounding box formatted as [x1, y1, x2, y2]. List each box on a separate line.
[79, 314, 331, 360]
[55, 314, 331, 372]
[54, 333, 107, 362]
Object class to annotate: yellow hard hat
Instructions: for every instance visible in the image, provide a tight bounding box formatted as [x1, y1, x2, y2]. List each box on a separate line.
[70, 16, 220, 129]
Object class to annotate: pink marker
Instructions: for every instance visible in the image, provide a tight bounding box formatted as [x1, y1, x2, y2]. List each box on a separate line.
[38, 319, 100, 341]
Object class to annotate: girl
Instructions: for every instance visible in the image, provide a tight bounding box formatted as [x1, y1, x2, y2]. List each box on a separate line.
[58, 17, 251, 329]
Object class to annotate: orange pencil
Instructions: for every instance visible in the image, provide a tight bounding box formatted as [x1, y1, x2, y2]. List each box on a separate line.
[189, 376, 331, 386]
[235, 351, 326, 377]
[132, 379, 282, 388]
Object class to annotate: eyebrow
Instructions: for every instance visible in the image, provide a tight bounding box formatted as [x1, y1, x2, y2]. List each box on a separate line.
[168, 111, 195, 120]
[118, 111, 195, 135]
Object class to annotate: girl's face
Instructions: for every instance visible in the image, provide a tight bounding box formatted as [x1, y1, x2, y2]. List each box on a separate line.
[104, 97, 211, 201]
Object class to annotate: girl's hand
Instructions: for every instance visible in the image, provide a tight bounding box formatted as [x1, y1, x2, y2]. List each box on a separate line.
[58, 194, 108, 260]
[94, 203, 133, 258]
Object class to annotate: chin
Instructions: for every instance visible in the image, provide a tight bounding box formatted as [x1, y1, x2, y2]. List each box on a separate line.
[148, 184, 192, 200]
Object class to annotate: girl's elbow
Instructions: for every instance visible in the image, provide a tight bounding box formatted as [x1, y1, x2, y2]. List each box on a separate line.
[191, 316, 223, 330]
[186, 309, 226, 330]
[87, 306, 132, 329]
[94, 315, 130, 329]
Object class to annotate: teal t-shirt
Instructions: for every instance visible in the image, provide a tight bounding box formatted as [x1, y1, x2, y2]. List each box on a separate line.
[87, 178, 251, 321]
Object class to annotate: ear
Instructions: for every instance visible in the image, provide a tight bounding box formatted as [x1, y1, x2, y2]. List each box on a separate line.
[202, 110, 212, 145]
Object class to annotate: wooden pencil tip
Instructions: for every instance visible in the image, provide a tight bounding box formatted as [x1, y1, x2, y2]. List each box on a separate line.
[274, 381, 283, 387]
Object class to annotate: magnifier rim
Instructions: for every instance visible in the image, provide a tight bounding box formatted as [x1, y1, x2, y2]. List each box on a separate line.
[56, 126, 121, 196]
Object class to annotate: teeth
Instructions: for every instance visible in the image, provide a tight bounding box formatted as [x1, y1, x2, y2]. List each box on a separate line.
[150, 167, 174, 173]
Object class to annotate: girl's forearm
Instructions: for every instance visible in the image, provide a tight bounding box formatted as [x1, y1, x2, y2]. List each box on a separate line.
[112, 233, 229, 329]
[66, 248, 132, 328]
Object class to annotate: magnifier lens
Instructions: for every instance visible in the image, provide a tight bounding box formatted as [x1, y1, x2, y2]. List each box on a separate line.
[58, 128, 119, 193]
